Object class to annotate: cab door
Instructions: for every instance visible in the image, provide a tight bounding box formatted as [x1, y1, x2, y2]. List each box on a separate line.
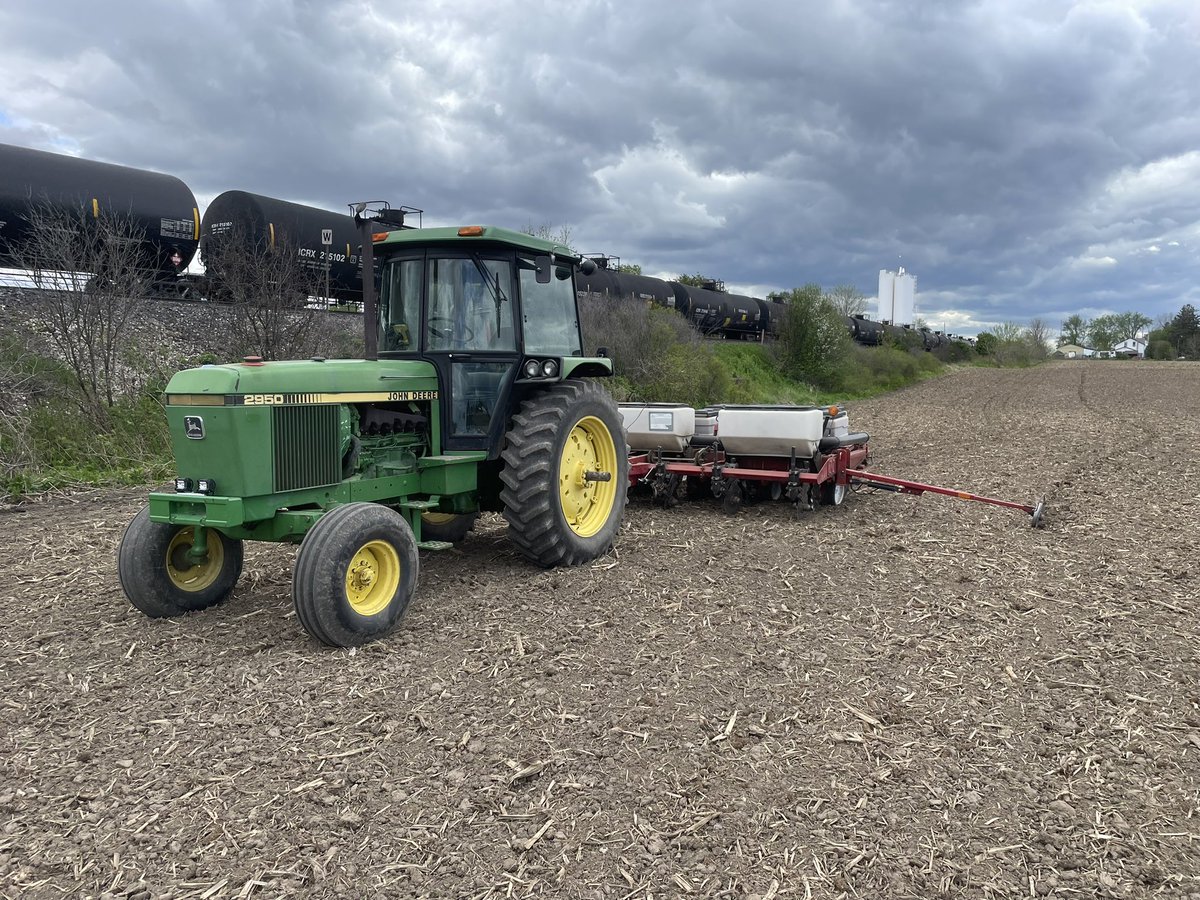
[423, 254, 519, 454]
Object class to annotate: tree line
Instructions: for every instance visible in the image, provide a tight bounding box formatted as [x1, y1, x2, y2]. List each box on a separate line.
[1058, 306, 1199, 359]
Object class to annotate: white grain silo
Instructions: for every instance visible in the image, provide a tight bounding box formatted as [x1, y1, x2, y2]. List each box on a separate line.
[877, 267, 917, 325]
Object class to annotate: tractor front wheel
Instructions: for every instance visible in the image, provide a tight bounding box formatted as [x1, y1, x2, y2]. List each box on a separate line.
[501, 379, 628, 568]
[292, 502, 418, 647]
[118, 508, 244, 618]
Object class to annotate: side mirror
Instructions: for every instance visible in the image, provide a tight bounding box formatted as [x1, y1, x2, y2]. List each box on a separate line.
[534, 255, 552, 284]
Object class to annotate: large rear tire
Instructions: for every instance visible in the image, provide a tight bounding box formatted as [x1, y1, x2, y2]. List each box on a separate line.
[118, 508, 243, 618]
[501, 380, 628, 568]
[420, 511, 479, 544]
[292, 503, 419, 647]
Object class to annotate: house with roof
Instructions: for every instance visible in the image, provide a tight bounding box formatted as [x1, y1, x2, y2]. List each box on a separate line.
[1113, 337, 1147, 358]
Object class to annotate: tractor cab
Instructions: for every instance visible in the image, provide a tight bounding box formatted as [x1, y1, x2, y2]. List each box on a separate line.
[371, 225, 603, 456]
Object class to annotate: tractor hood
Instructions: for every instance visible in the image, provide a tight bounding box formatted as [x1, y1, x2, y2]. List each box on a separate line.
[165, 358, 440, 401]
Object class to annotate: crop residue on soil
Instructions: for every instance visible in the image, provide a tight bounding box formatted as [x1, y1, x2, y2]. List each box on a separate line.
[1, 361, 1198, 899]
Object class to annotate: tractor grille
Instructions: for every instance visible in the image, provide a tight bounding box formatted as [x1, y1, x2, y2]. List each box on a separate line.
[273, 405, 340, 492]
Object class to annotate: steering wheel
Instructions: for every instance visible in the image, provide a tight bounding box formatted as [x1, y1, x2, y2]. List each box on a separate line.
[428, 316, 473, 343]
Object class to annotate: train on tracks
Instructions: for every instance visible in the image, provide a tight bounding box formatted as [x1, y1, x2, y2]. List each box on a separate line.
[575, 258, 971, 350]
[0, 142, 403, 303]
[1, 141, 969, 350]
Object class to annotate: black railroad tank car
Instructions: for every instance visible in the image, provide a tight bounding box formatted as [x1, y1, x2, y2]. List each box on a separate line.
[849, 314, 884, 345]
[670, 282, 720, 333]
[0, 142, 200, 280]
[574, 263, 624, 300]
[613, 271, 678, 307]
[574, 257, 975, 350]
[722, 293, 763, 339]
[760, 297, 788, 338]
[200, 190, 382, 303]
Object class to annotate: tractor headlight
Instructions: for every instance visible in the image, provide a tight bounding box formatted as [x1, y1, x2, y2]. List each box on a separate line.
[196, 479, 216, 495]
[523, 359, 541, 378]
[174, 477, 193, 493]
[541, 359, 558, 378]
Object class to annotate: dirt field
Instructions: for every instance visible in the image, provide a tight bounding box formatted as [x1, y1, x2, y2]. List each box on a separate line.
[2, 361, 1198, 900]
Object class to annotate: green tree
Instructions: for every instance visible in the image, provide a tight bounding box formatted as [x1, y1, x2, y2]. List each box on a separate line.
[1147, 339, 1174, 360]
[616, 263, 642, 275]
[1087, 315, 1120, 351]
[1112, 311, 1151, 341]
[676, 273, 720, 288]
[770, 283, 851, 389]
[974, 332, 997, 356]
[1166, 304, 1200, 358]
[1059, 314, 1087, 346]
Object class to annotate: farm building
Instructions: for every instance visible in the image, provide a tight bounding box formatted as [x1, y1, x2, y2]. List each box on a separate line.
[1113, 337, 1147, 358]
[1053, 343, 1090, 359]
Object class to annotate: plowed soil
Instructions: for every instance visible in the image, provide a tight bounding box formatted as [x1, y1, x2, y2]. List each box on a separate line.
[2, 361, 1198, 900]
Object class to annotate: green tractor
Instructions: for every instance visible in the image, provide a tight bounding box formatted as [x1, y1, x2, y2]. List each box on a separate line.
[118, 219, 628, 647]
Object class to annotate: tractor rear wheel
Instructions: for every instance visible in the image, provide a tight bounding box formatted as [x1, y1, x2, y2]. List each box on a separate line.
[118, 508, 243, 618]
[292, 502, 418, 647]
[501, 379, 629, 568]
[420, 511, 479, 544]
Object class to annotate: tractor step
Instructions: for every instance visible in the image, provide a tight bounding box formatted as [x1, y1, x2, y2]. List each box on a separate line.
[417, 540, 454, 551]
[401, 499, 439, 511]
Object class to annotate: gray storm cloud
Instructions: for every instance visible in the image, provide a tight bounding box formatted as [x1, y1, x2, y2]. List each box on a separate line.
[2, 0, 1198, 333]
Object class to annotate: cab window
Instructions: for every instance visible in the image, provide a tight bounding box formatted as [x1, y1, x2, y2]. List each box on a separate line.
[426, 257, 516, 352]
[379, 257, 422, 352]
[518, 258, 581, 355]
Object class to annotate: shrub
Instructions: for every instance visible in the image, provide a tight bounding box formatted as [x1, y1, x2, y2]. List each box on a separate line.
[838, 343, 940, 395]
[1147, 340, 1174, 360]
[770, 284, 852, 390]
[579, 296, 733, 408]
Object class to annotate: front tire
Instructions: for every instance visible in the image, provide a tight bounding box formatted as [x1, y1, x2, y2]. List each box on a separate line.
[501, 380, 628, 568]
[292, 503, 418, 647]
[117, 508, 243, 618]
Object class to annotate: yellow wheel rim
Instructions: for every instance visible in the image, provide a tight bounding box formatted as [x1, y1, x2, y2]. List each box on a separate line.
[558, 415, 618, 538]
[165, 528, 224, 593]
[422, 512, 457, 526]
[345, 540, 401, 617]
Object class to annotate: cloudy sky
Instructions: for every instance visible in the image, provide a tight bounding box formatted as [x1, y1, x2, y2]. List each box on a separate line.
[3, 0, 1198, 335]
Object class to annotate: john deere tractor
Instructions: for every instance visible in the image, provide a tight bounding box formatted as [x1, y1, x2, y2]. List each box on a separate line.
[118, 218, 628, 647]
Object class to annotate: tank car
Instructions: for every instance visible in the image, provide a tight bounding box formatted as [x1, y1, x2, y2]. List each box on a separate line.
[760, 298, 789, 338]
[670, 282, 763, 338]
[200, 191, 399, 303]
[882, 322, 913, 345]
[849, 315, 885, 345]
[613, 271, 677, 307]
[575, 258, 625, 300]
[0, 142, 199, 286]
